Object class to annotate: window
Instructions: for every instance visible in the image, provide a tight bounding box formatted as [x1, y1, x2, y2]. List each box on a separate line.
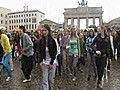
[12, 20, 13, 23]
[1, 20, 3, 24]
[32, 18, 36, 23]
[32, 24, 34, 29]
[21, 15, 23, 17]
[26, 25, 28, 29]
[26, 14, 28, 17]
[21, 19, 23, 23]
[5, 15, 7, 18]
[26, 19, 28, 22]
[29, 14, 31, 16]
[35, 13, 36, 16]
[14, 20, 15, 23]
[19, 19, 20, 23]
[29, 24, 31, 29]
[9, 16, 11, 18]
[12, 16, 13, 18]
[14, 16, 15, 18]
[16, 20, 18, 23]
[5, 21, 7, 24]
[12, 25, 14, 29]
[19, 15, 20, 17]
[32, 14, 34, 16]
[9, 26, 11, 30]
[24, 19, 25, 22]
[9, 20, 11, 24]
[29, 18, 31, 22]
[35, 24, 36, 29]
[1, 14, 3, 17]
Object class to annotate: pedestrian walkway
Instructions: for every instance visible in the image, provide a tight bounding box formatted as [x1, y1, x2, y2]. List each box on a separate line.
[0, 60, 120, 90]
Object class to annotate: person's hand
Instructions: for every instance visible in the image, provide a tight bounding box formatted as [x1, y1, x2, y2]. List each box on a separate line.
[66, 45, 70, 49]
[40, 62, 43, 66]
[96, 51, 101, 55]
[109, 59, 112, 64]
[17, 54, 22, 61]
[48, 64, 53, 70]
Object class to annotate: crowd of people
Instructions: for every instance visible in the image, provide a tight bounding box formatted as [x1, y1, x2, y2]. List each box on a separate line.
[0, 24, 120, 90]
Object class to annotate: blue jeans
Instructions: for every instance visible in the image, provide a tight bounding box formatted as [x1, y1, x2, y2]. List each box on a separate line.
[87, 52, 97, 76]
[3, 52, 12, 78]
[42, 64, 56, 90]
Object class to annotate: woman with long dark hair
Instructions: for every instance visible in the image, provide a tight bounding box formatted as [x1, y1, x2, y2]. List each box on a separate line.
[39, 24, 57, 90]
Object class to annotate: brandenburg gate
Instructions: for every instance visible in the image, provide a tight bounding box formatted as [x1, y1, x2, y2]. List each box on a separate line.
[63, 0, 103, 29]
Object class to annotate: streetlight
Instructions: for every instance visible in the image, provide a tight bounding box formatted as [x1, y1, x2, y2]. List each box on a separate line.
[23, 4, 28, 30]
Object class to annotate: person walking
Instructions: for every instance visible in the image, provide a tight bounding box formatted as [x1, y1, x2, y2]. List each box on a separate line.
[18, 25, 34, 83]
[39, 24, 57, 90]
[86, 29, 97, 81]
[91, 26, 111, 88]
[67, 25, 80, 81]
[0, 28, 12, 81]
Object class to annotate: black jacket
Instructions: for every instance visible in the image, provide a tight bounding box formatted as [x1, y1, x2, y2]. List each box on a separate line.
[91, 34, 111, 58]
[39, 36, 57, 65]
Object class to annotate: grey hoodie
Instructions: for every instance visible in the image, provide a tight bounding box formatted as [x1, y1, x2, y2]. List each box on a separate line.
[21, 33, 34, 57]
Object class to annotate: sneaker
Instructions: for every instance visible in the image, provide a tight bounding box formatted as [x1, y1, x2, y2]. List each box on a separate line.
[6, 77, 12, 81]
[23, 79, 31, 83]
[72, 77, 76, 81]
[11, 69, 14, 71]
[70, 73, 72, 76]
[104, 74, 108, 80]
[107, 69, 110, 72]
[30, 75, 31, 78]
[97, 84, 103, 89]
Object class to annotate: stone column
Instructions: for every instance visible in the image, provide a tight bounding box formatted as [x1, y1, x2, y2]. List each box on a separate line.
[86, 17, 89, 28]
[99, 16, 102, 26]
[77, 17, 80, 28]
[71, 17, 74, 25]
[64, 18, 68, 28]
[93, 17, 95, 25]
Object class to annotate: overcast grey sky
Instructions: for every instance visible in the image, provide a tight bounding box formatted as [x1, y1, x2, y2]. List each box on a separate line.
[0, 0, 120, 24]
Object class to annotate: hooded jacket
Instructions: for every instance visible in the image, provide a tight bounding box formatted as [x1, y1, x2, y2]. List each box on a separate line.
[1, 34, 12, 56]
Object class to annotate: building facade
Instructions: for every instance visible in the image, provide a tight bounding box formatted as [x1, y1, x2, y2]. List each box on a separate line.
[107, 17, 120, 29]
[63, 0, 103, 29]
[0, 7, 11, 29]
[39, 19, 61, 31]
[8, 10, 45, 31]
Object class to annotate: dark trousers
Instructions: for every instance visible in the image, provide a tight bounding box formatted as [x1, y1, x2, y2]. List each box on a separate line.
[21, 55, 33, 79]
[95, 56, 107, 84]
[107, 62, 111, 70]
[56, 54, 62, 76]
[77, 56, 85, 67]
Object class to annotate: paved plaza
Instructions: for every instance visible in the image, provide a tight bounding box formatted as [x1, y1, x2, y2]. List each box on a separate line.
[0, 60, 120, 90]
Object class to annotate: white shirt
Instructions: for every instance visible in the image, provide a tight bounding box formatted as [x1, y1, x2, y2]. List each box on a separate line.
[43, 47, 57, 65]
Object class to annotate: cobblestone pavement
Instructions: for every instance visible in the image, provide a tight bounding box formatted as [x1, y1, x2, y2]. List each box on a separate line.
[0, 60, 120, 90]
